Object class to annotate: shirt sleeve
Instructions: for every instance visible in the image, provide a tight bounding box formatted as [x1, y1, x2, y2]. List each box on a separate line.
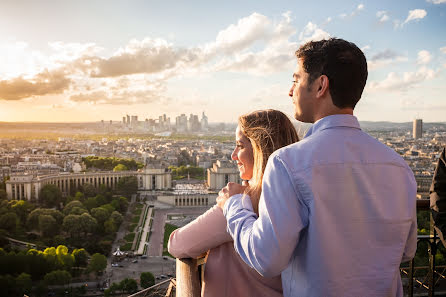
[402, 172, 418, 263]
[224, 154, 309, 277]
[168, 205, 233, 259]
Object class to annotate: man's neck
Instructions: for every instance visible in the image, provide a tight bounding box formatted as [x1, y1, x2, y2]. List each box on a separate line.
[312, 108, 354, 123]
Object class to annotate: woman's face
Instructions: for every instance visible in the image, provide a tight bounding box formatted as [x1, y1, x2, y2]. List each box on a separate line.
[232, 125, 254, 180]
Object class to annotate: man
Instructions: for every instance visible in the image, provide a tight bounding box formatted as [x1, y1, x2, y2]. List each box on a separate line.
[217, 38, 417, 297]
[430, 146, 446, 246]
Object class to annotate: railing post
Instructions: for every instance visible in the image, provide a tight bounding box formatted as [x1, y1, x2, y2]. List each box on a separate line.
[428, 211, 437, 297]
[176, 258, 200, 297]
[408, 258, 414, 297]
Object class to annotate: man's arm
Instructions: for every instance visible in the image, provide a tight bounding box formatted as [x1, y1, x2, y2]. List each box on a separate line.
[223, 154, 309, 277]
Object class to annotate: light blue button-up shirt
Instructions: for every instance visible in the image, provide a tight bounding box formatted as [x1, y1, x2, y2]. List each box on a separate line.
[224, 114, 417, 297]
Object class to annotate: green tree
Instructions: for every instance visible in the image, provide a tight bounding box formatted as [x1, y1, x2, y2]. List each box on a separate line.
[74, 191, 85, 201]
[82, 183, 97, 198]
[27, 208, 64, 230]
[10, 200, 33, 225]
[39, 214, 58, 237]
[113, 164, 128, 171]
[63, 200, 86, 215]
[15, 272, 32, 295]
[43, 270, 71, 286]
[72, 248, 89, 267]
[79, 213, 97, 235]
[91, 207, 110, 225]
[104, 219, 117, 234]
[69, 206, 88, 215]
[56, 245, 75, 270]
[140, 272, 155, 288]
[110, 211, 123, 226]
[88, 253, 107, 274]
[0, 189, 7, 200]
[0, 274, 15, 297]
[116, 176, 138, 197]
[40, 184, 63, 208]
[63, 215, 82, 237]
[120, 278, 138, 293]
[0, 212, 18, 233]
[84, 197, 98, 210]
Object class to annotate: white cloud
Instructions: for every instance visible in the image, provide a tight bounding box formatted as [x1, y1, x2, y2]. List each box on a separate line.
[49, 42, 103, 63]
[367, 67, 436, 92]
[376, 11, 389, 23]
[361, 45, 371, 52]
[210, 12, 297, 74]
[339, 4, 364, 19]
[367, 49, 407, 70]
[299, 22, 331, 43]
[404, 9, 427, 25]
[440, 46, 446, 54]
[426, 0, 446, 4]
[417, 50, 432, 64]
[208, 13, 272, 54]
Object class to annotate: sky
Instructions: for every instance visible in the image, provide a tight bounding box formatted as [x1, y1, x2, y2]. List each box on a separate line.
[0, 0, 445, 123]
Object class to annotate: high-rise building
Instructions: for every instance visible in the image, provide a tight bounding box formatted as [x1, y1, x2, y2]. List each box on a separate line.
[201, 112, 209, 131]
[413, 119, 422, 139]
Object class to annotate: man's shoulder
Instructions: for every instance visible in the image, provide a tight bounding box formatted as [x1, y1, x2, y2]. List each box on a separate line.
[272, 128, 409, 170]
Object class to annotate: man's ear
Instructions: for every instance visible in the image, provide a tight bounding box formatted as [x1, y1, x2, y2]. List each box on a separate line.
[316, 75, 329, 98]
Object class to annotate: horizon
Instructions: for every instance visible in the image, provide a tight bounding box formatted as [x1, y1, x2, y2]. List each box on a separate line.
[0, 0, 445, 123]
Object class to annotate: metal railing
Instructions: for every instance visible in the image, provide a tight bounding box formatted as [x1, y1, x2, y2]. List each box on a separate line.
[131, 199, 446, 297]
[400, 199, 446, 297]
[127, 278, 176, 297]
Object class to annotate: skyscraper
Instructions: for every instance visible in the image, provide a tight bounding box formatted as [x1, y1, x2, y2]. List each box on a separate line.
[413, 119, 423, 139]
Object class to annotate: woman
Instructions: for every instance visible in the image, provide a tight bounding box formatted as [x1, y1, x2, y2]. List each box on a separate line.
[168, 109, 299, 297]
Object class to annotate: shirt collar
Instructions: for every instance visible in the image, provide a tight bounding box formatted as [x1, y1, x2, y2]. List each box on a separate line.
[304, 114, 361, 138]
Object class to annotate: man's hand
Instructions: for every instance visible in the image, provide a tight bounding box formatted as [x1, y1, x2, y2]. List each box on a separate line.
[217, 182, 247, 210]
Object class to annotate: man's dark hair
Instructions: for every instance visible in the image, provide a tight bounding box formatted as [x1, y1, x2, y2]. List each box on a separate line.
[295, 38, 368, 109]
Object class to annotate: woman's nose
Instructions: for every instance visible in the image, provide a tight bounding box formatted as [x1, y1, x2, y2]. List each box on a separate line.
[231, 148, 238, 160]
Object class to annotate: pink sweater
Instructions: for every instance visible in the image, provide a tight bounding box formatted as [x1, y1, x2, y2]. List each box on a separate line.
[168, 205, 283, 297]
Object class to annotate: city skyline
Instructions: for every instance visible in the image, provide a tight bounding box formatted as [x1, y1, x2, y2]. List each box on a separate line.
[0, 0, 445, 123]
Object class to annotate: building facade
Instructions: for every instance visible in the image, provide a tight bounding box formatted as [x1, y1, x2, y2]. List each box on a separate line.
[207, 160, 241, 190]
[6, 168, 172, 201]
[413, 119, 423, 139]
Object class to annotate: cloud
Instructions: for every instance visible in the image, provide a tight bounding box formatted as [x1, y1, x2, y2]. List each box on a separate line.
[367, 67, 436, 92]
[404, 9, 427, 25]
[209, 12, 297, 74]
[70, 86, 169, 105]
[211, 13, 272, 54]
[394, 9, 427, 29]
[0, 68, 71, 100]
[84, 38, 202, 78]
[0, 11, 300, 104]
[49, 42, 103, 63]
[440, 46, 446, 54]
[299, 22, 330, 43]
[426, 0, 446, 4]
[367, 49, 407, 70]
[361, 45, 371, 52]
[339, 4, 364, 19]
[417, 50, 432, 64]
[376, 11, 390, 23]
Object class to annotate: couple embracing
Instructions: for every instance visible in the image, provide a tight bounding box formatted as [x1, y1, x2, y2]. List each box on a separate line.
[168, 38, 417, 297]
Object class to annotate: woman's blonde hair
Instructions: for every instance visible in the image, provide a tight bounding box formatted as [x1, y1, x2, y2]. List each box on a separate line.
[238, 109, 299, 214]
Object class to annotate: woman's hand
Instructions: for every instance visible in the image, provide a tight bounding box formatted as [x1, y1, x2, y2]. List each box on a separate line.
[216, 182, 247, 209]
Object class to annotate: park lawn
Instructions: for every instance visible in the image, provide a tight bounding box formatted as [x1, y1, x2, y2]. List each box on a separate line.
[124, 232, 135, 242]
